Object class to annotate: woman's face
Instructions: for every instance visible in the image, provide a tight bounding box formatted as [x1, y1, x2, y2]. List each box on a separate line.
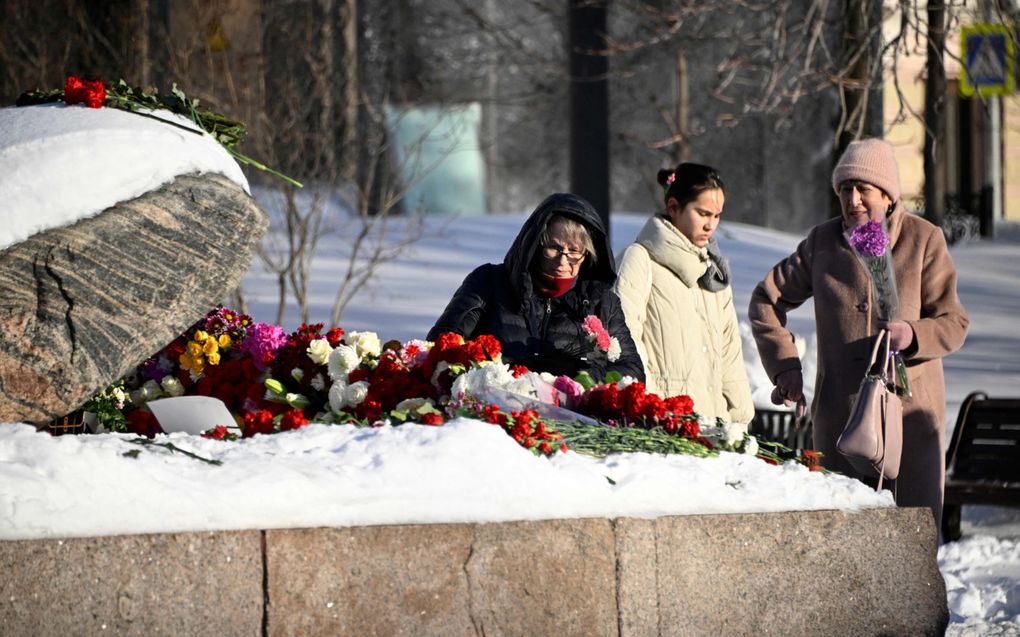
[666, 188, 724, 248]
[539, 220, 587, 278]
[837, 180, 893, 228]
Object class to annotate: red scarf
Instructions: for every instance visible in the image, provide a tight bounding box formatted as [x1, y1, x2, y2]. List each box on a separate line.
[536, 272, 576, 298]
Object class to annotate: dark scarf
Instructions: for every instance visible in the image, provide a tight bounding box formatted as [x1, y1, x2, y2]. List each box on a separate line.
[698, 240, 731, 292]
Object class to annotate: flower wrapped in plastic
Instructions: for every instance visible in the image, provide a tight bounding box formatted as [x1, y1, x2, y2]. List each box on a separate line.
[847, 220, 910, 395]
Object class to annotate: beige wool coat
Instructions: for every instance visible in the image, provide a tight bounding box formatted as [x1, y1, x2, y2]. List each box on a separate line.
[615, 216, 755, 424]
[749, 210, 969, 524]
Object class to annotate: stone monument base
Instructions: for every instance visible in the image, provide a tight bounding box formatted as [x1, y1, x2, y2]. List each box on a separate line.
[0, 508, 948, 636]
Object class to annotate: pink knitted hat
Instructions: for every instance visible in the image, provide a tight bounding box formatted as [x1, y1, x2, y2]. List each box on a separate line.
[831, 138, 901, 203]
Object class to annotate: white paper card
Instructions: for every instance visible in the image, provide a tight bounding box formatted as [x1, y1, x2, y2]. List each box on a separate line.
[147, 396, 236, 436]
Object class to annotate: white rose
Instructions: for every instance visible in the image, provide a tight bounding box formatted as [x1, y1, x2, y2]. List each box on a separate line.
[395, 397, 430, 412]
[743, 435, 759, 456]
[328, 345, 361, 381]
[306, 338, 333, 365]
[310, 373, 326, 392]
[538, 372, 557, 384]
[141, 379, 163, 402]
[724, 421, 747, 446]
[328, 381, 347, 412]
[160, 375, 185, 397]
[343, 381, 370, 407]
[346, 331, 382, 358]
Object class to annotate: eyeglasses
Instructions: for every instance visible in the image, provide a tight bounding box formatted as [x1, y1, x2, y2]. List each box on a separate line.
[541, 244, 586, 264]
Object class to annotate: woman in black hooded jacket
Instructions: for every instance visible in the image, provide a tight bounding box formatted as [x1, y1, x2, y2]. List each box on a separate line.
[427, 193, 644, 382]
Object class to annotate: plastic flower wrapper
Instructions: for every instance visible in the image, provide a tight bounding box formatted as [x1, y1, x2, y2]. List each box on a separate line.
[847, 220, 911, 396]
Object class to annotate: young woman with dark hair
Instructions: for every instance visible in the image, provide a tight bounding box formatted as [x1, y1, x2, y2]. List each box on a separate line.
[614, 163, 753, 423]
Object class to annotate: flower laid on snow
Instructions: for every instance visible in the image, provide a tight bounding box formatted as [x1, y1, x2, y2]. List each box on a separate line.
[18, 77, 303, 187]
[581, 314, 621, 362]
[76, 306, 824, 467]
[64, 75, 105, 108]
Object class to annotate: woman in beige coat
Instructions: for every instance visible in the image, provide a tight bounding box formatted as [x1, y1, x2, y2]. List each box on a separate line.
[614, 163, 754, 424]
[749, 139, 968, 528]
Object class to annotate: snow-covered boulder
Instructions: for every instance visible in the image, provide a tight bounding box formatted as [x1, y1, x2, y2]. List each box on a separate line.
[0, 173, 266, 423]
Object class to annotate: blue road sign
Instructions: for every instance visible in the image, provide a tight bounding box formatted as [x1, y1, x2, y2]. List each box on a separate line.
[960, 24, 1015, 97]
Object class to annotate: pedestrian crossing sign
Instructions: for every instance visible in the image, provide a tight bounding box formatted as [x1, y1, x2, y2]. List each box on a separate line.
[960, 23, 1014, 97]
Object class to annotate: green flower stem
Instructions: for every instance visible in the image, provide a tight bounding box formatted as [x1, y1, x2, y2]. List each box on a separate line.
[127, 438, 222, 466]
[227, 149, 304, 188]
[554, 421, 718, 458]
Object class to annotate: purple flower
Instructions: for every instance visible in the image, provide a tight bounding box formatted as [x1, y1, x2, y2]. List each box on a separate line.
[848, 220, 889, 258]
[242, 322, 288, 370]
[553, 375, 585, 408]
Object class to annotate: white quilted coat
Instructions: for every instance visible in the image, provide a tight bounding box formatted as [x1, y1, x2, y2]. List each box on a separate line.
[614, 216, 754, 424]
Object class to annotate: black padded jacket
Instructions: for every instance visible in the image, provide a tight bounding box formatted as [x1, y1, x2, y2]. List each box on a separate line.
[427, 193, 644, 382]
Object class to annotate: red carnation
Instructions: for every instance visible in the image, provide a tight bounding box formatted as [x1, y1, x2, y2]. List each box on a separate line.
[422, 412, 444, 426]
[64, 75, 105, 108]
[666, 394, 695, 416]
[279, 409, 310, 432]
[242, 410, 275, 438]
[202, 425, 232, 440]
[325, 327, 345, 347]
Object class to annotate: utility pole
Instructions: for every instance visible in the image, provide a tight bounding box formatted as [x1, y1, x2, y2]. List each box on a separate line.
[924, 0, 946, 227]
[981, 0, 1003, 238]
[568, 0, 610, 236]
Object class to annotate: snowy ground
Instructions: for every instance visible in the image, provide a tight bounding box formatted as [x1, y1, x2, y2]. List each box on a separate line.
[0, 104, 1018, 632]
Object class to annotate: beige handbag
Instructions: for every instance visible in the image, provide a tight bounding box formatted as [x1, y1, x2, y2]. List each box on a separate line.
[837, 329, 903, 490]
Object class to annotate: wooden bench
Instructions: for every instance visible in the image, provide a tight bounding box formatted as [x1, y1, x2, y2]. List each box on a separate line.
[942, 391, 1020, 541]
[749, 408, 813, 454]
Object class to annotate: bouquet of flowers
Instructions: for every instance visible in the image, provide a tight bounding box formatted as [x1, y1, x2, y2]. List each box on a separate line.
[581, 315, 621, 363]
[17, 75, 301, 187]
[80, 306, 820, 467]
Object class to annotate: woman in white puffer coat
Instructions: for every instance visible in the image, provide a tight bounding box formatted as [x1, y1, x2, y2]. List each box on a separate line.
[614, 163, 754, 424]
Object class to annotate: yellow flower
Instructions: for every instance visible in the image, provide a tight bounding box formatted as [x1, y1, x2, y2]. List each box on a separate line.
[194, 330, 209, 342]
[203, 338, 218, 356]
[187, 341, 203, 358]
[180, 353, 193, 368]
[218, 334, 232, 348]
[207, 351, 221, 366]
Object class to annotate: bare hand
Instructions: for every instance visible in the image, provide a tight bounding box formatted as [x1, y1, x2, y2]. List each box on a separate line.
[878, 319, 914, 352]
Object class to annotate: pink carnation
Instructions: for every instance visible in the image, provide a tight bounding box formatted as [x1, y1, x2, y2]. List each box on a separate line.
[553, 375, 585, 408]
[243, 322, 288, 370]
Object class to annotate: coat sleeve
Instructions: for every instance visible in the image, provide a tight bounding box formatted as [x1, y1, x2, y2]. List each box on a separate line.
[613, 244, 653, 370]
[905, 227, 969, 362]
[600, 287, 646, 382]
[747, 233, 815, 383]
[719, 286, 755, 424]
[426, 265, 493, 341]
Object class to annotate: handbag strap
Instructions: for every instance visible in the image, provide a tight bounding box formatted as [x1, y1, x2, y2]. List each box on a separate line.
[867, 329, 895, 492]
